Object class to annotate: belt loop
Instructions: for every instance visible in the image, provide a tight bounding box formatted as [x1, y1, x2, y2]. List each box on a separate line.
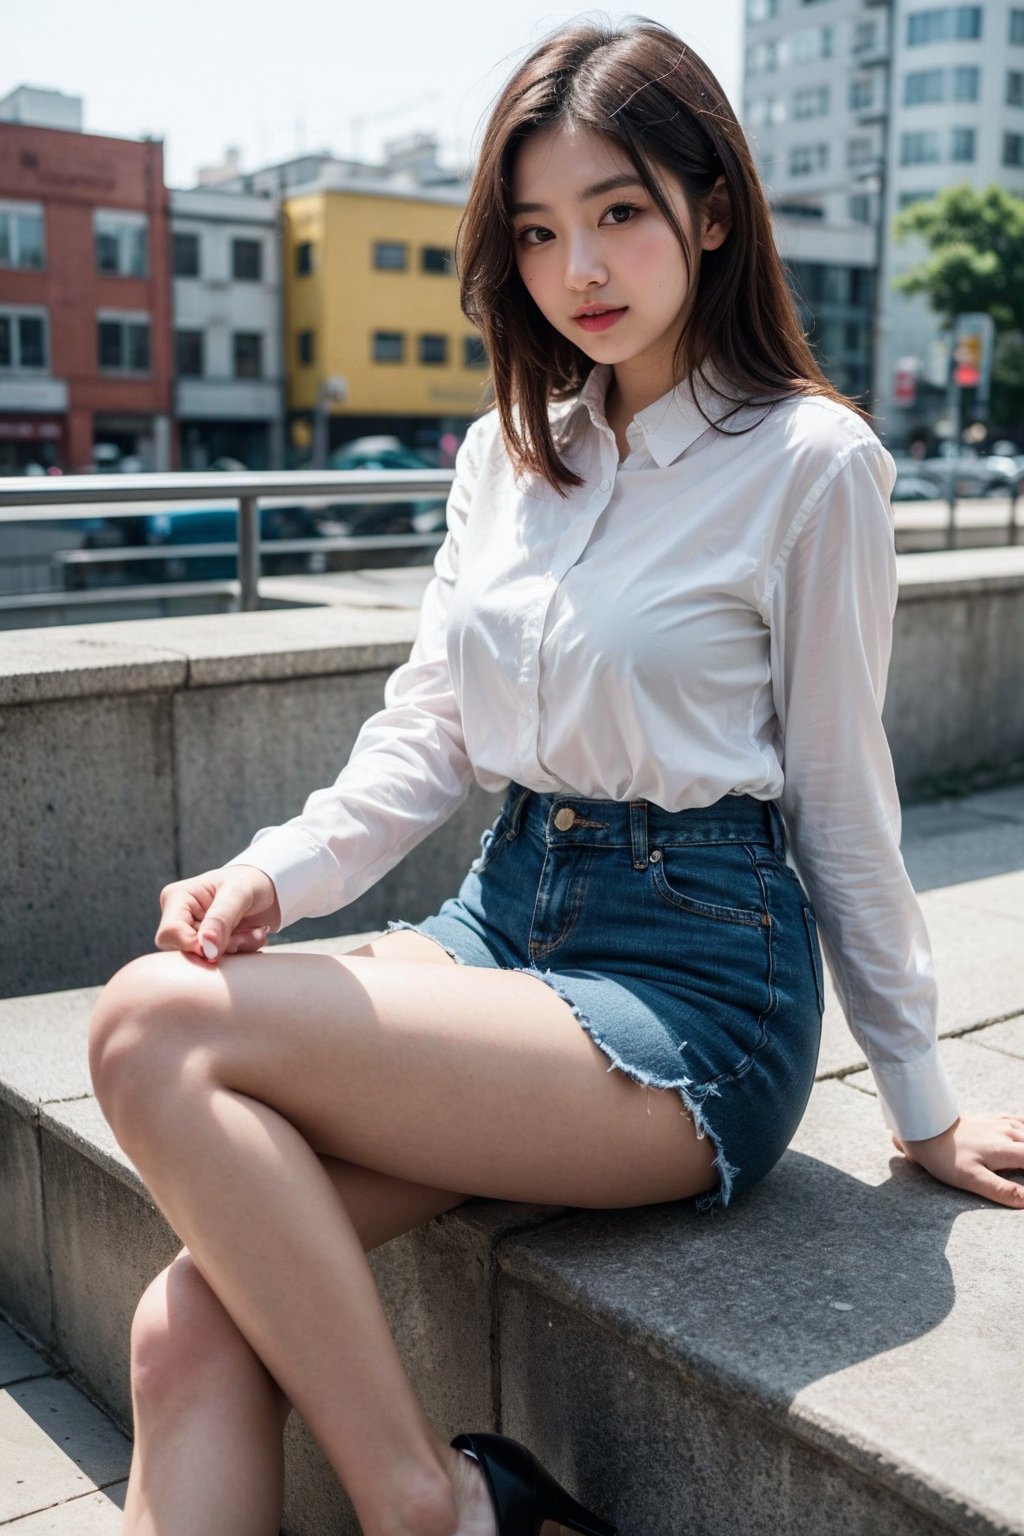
[506, 783, 531, 838]
[767, 800, 787, 858]
[629, 801, 649, 869]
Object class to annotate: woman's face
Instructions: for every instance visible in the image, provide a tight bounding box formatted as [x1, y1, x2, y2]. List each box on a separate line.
[510, 121, 728, 396]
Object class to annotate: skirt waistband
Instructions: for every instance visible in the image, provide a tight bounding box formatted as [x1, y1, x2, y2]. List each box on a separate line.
[501, 782, 788, 865]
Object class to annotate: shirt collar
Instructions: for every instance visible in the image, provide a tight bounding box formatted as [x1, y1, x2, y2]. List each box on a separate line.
[553, 361, 741, 469]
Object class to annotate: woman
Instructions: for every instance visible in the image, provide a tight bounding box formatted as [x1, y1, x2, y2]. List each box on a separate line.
[89, 18, 1024, 1536]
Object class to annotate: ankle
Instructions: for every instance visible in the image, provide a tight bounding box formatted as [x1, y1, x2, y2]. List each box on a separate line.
[366, 1458, 459, 1536]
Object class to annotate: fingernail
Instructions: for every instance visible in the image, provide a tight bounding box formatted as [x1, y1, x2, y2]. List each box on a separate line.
[200, 938, 218, 961]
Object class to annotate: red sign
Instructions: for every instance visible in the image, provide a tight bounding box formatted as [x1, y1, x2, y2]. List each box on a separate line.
[0, 419, 64, 441]
[893, 359, 917, 406]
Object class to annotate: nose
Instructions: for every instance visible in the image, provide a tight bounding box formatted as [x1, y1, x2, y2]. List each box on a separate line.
[563, 229, 607, 293]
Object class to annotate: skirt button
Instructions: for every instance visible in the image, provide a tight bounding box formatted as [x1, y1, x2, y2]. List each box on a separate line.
[553, 806, 577, 831]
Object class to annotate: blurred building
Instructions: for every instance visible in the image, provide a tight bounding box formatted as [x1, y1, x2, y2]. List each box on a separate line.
[744, 0, 1024, 443]
[170, 186, 285, 469]
[0, 86, 174, 472]
[205, 138, 487, 461]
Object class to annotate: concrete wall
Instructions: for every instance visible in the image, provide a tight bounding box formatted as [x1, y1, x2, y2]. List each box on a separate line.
[4, 548, 1024, 999]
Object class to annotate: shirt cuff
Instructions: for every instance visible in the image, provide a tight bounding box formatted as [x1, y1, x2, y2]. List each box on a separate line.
[223, 827, 335, 934]
[869, 1041, 960, 1141]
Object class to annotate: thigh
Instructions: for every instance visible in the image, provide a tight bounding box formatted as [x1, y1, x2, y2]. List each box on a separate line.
[103, 946, 716, 1209]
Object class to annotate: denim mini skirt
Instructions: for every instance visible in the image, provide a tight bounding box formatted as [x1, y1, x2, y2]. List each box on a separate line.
[387, 782, 825, 1211]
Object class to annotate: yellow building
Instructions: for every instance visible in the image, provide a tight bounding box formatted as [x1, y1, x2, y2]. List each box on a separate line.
[282, 184, 491, 461]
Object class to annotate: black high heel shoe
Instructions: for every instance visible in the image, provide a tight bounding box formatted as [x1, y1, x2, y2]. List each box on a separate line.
[451, 1431, 617, 1535]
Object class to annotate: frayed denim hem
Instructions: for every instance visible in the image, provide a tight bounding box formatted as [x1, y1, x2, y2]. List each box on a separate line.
[383, 919, 467, 967]
[512, 961, 740, 1213]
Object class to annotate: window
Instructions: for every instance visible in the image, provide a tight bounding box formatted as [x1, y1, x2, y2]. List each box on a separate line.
[94, 213, 148, 277]
[794, 85, 829, 118]
[789, 143, 830, 175]
[0, 204, 45, 269]
[297, 329, 314, 366]
[848, 195, 872, 223]
[952, 66, 980, 100]
[748, 95, 786, 126]
[951, 126, 976, 160]
[1004, 132, 1024, 165]
[847, 137, 876, 168]
[418, 333, 448, 365]
[792, 26, 832, 62]
[373, 331, 404, 363]
[374, 241, 407, 271]
[176, 329, 204, 377]
[173, 231, 200, 278]
[1009, 71, 1024, 106]
[463, 335, 488, 369]
[295, 241, 314, 277]
[97, 314, 151, 372]
[905, 68, 945, 103]
[849, 77, 876, 111]
[0, 308, 48, 370]
[746, 39, 782, 73]
[900, 130, 942, 164]
[772, 201, 825, 218]
[898, 189, 937, 208]
[907, 7, 982, 45]
[850, 269, 875, 307]
[421, 246, 453, 275]
[233, 331, 263, 378]
[232, 238, 262, 282]
[852, 20, 877, 54]
[746, 0, 778, 21]
[1011, 9, 1024, 42]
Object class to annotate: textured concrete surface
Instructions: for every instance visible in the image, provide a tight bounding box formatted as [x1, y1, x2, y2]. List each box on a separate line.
[499, 1061, 1024, 1535]
[0, 1345, 128, 1529]
[0, 605, 417, 703]
[3, 691, 177, 998]
[0, 1102, 50, 1347]
[174, 668, 503, 945]
[888, 578, 1024, 797]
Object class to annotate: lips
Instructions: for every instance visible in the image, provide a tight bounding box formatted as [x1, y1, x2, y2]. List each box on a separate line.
[574, 307, 628, 333]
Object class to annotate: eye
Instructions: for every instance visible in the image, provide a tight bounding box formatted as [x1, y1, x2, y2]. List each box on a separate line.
[600, 201, 641, 226]
[515, 224, 554, 247]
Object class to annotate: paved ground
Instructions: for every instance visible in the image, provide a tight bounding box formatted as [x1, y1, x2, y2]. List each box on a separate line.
[0, 1319, 126, 1531]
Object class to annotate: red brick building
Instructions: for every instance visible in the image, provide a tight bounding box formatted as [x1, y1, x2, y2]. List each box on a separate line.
[0, 103, 175, 473]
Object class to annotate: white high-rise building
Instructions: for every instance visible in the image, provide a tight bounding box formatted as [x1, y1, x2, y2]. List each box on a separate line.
[744, 0, 1024, 445]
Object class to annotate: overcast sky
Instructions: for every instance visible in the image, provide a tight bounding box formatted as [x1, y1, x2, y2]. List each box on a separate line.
[4, 0, 743, 188]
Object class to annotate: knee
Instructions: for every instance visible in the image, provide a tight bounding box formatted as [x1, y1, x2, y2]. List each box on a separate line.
[131, 1254, 267, 1413]
[88, 952, 207, 1142]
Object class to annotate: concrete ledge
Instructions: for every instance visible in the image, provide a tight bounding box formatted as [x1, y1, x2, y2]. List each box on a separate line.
[2, 790, 1024, 1534]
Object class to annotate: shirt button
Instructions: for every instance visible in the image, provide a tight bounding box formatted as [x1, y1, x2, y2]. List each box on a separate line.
[553, 807, 577, 831]
[599, 478, 611, 492]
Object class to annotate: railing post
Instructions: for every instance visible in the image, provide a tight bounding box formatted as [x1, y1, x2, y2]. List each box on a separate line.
[237, 496, 260, 611]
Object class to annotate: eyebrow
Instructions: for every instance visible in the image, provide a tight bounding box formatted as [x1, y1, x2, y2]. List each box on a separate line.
[510, 173, 644, 215]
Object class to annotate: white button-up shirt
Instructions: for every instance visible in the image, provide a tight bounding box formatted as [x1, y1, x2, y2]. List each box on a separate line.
[227, 363, 959, 1143]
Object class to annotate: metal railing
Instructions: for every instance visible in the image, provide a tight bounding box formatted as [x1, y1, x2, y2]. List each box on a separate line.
[0, 468, 455, 612]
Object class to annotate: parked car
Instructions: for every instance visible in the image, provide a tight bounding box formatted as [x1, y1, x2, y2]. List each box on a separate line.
[318, 438, 448, 539]
[919, 455, 1018, 498]
[891, 469, 944, 502]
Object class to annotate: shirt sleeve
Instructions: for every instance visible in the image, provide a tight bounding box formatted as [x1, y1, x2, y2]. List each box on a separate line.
[221, 419, 486, 931]
[765, 438, 959, 1142]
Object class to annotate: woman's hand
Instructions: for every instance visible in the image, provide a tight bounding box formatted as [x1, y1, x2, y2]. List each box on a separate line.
[155, 865, 282, 964]
[893, 1113, 1024, 1208]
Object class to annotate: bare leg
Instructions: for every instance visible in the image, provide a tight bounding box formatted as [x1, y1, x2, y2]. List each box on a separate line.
[124, 1165, 472, 1535]
[91, 935, 714, 1536]
[123, 932, 475, 1536]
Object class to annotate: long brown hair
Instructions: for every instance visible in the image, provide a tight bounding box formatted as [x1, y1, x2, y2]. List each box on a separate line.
[457, 17, 869, 493]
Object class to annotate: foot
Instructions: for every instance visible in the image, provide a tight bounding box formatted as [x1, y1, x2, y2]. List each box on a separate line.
[443, 1443, 497, 1536]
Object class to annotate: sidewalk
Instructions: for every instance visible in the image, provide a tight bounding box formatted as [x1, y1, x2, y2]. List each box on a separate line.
[0, 1319, 126, 1531]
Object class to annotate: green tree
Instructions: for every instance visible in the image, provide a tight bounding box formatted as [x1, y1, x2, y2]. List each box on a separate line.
[892, 184, 1024, 432]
